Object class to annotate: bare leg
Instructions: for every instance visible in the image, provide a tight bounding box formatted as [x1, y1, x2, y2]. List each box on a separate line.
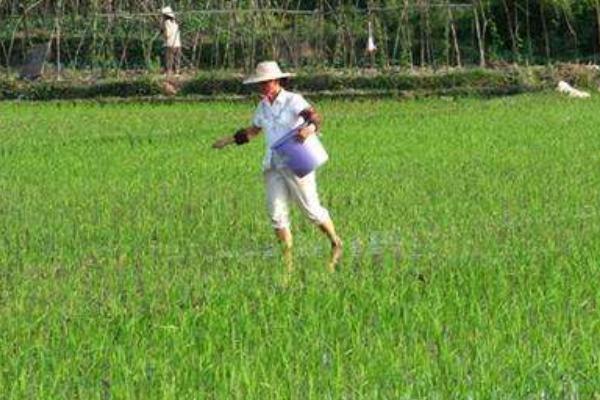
[275, 228, 293, 281]
[283, 170, 341, 272]
[318, 219, 343, 272]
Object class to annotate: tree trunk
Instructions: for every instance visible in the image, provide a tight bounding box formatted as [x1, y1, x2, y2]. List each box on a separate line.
[501, 0, 518, 61]
[392, 10, 403, 63]
[596, 0, 600, 61]
[401, 0, 413, 68]
[449, 6, 462, 67]
[419, 2, 426, 66]
[472, 1, 486, 67]
[91, 2, 98, 70]
[425, 2, 434, 68]
[21, 4, 31, 62]
[400, 0, 414, 69]
[539, 0, 550, 62]
[525, 0, 531, 64]
[54, 15, 61, 80]
[562, 5, 578, 57]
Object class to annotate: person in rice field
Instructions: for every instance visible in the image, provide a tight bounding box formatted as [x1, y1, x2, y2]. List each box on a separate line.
[212, 61, 343, 273]
[160, 6, 181, 75]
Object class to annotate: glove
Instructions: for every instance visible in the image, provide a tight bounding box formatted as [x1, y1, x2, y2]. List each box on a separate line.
[234, 129, 249, 145]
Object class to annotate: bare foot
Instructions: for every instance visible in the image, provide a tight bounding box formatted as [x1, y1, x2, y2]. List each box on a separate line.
[328, 238, 343, 272]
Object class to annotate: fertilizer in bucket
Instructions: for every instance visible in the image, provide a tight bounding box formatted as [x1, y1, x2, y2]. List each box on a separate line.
[271, 127, 329, 177]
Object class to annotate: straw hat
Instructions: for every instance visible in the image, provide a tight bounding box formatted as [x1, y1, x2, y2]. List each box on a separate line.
[161, 6, 175, 18]
[243, 61, 295, 84]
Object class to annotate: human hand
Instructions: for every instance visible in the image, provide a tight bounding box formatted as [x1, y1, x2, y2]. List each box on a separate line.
[296, 124, 316, 143]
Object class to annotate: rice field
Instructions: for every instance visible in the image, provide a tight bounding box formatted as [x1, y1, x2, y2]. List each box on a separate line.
[1, 93, 599, 398]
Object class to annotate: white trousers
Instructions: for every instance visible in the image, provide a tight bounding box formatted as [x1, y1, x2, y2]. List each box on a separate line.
[264, 168, 331, 230]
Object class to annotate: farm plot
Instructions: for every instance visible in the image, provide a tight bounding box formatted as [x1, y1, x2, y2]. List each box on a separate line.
[1, 94, 599, 398]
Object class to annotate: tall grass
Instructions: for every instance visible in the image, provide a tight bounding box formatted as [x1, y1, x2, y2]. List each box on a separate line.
[1, 94, 599, 398]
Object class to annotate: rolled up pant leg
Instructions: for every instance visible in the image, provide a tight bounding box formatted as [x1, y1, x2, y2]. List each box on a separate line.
[165, 47, 175, 73]
[281, 168, 331, 225]
[174, 47, 181, 72]
[265, 169, 292, 230]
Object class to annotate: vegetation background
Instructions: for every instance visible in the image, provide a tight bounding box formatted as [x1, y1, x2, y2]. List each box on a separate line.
[2, 0, 600, 72]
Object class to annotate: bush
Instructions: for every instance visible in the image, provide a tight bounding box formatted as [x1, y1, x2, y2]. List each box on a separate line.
[2, 65, 581, 101]
[0, 77, 162, 100]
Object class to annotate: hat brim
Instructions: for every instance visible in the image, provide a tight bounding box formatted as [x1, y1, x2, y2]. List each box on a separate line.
[243, 72, 295, 85]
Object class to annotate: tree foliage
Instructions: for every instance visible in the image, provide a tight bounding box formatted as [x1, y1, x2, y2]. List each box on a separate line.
[1, 0, 598, 70]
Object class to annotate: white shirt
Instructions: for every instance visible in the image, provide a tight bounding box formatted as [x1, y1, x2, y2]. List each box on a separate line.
[252, 88, 311, 170]
[162, 19, 181, 48]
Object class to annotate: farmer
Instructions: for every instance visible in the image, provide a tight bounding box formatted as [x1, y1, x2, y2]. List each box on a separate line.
[212, 61, 342, 271]
[160, 6, 181, 75]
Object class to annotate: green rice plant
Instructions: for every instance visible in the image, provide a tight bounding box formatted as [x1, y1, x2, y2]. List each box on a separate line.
[1, 93, 599, 398]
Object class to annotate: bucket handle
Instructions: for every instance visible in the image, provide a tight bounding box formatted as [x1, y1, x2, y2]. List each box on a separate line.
[270, 122, 309, 150]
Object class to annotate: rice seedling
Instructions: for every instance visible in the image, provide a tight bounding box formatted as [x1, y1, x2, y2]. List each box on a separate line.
[1, 94, 599, 398]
